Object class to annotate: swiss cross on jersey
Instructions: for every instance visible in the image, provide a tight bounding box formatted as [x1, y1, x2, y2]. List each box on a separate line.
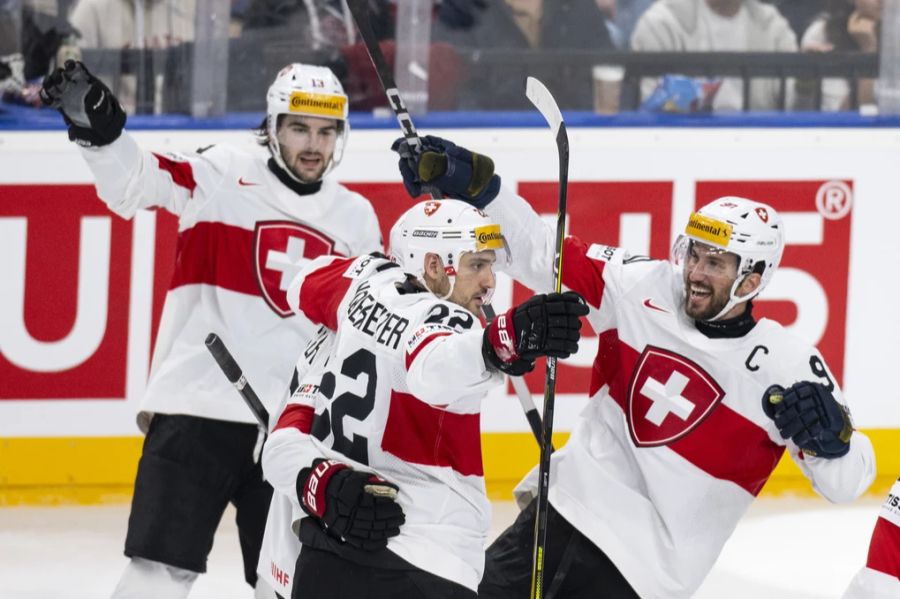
[254, 221, 338, 317]
[627, 346, 725, 447]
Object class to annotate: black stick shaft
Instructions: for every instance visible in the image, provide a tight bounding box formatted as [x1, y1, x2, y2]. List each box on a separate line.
[530, 122, 569, 599]
[483, 303, 549, 450]
[205, 333, 270, 429]
[347, 0, 421, 148]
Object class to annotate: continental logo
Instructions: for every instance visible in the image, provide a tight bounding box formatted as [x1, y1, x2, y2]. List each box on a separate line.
[685, 212, 732, 247]
[474, 224, 503, 250]
[288, 91, 346, 118]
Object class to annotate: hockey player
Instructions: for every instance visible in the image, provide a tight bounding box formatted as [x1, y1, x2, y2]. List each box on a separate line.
[393, 136, 877, 599]
[40, 61, 382, 598]
[842, 476, 900, 599]
[261, 199, 589, 599]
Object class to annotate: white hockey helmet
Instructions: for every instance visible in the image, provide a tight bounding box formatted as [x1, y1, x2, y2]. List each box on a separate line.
[672, 196, 784, 320]
[266, 63, 349, 182]
[389, 199, 510, 301]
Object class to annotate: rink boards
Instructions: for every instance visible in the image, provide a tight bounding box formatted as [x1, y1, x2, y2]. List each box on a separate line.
[1, 125, 898, 503]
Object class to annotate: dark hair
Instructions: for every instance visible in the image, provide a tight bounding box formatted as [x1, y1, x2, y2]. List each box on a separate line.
[254, 116, 269, 147]
[823, 0, 880, 51]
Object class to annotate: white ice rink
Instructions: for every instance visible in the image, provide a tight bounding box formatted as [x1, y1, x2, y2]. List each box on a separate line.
[0, 496, 882, 598]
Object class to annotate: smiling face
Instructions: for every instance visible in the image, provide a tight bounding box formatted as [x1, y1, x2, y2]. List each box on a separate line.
[275, 114, 338, 183]
[682, 241, 742, 321]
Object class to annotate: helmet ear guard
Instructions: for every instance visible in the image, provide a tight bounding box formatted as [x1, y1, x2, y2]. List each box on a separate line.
[265, 63, 349, 182]
[672, 197, 784, 321]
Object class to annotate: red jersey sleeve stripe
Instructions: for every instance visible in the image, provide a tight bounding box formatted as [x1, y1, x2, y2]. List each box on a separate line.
[297, 257, 356, 329]
[561, 236, 606, 309]
[152, 153, 197, 195]
[405, 332, 452, 370]
[866, 516, 900, 578]
[273, 404, 315, 434]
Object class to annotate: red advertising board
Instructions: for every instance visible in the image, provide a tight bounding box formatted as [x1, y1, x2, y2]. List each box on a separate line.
[0, 179, 851, 400]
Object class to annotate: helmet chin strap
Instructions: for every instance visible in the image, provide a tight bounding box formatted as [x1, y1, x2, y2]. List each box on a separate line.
[707, 274, 759, 322]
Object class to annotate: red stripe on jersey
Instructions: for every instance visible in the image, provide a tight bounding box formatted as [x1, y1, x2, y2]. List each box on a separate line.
[298, 257, 356, 330]
[169, 221, 260, 295]
[867, 516, 900, 578]
[405, 332, 452, 370]
[592, 329, 783, 496]
[273, 404, 315, 434]
[152, 153, 197, 195]
[382, 390, 483, 477]
[561, 236, 607, 309]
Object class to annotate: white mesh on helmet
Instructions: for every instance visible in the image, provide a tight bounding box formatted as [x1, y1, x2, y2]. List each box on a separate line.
[672, 196, 784, 320]
[389, 199, 510, 301]
[266, 63, 349, 182]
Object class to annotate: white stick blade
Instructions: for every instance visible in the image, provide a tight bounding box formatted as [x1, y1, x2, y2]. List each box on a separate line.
[526, 77, 563, 135]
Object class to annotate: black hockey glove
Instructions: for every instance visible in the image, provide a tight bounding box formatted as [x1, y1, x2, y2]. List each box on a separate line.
[297, 458, 405, 550]
[391, 135, 501, 209]
[483, 291, 588, 376]
[762, 381, 853, 459]
[40, 60, 126, 147]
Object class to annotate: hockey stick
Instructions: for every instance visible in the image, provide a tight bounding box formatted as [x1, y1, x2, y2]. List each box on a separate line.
[526, 76, 568, 599]
[483, 304, 548, 449]
[346, 0, 546, 448]
[205, 333, 270, 429]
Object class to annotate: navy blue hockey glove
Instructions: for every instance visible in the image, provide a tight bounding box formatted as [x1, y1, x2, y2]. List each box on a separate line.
[298, 459, 405, 551]
[391, 135, 501, 208]
[762, 381, 853, 459]
[40, 60, 126, 147]
[483, 291, 588, 376]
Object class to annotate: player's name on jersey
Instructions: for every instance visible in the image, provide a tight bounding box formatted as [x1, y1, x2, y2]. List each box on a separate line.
[347, 281, 410, 351]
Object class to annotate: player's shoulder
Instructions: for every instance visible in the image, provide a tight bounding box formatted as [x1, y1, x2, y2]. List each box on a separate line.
[326, 180, 377, 212]
[338, 253, 400, 284]
[747, 318, 836, 383]
[404, 295, 480, 333]
[196, 142, 260, 170]
[751, 318, 815, 355]
[586, 243, 670, 287]
[585, 243, 665, 272]
[154, 142, 245, 179]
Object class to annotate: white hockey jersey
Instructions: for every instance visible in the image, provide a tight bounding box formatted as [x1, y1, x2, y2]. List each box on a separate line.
[258, 325, 335, 598]
[262, 253, 504, 592]
[79, 132, 381, 428]
[842, 476, 900, 599]
[487, 187, 876, 599]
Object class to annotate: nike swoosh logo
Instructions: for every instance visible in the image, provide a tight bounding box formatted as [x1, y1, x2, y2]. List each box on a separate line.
[643, 298, 669, 313]
[238, 177, 259, 186]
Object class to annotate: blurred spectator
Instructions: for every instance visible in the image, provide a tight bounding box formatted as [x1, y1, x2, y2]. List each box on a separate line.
[242, 0, 392, 50]
[800, 0, 880, 110]
[338, 39, 466, 111]
[0, 0, 21, 55]
[237, 0, 396, 111]
[69, 0, 196, 112]
[1, 1, 79, 107]
[631, 0, 799, 111]
[22, 2, 79, 81]
[596, 0, 657, 47]
[70, 0, 195, 49]
[435, 0, 615, 109]
[763, 0, 826, 40]
[0, 52, 25, 95]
